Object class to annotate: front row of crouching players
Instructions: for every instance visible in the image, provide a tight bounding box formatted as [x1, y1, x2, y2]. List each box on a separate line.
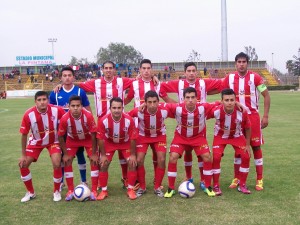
[19, 88, 252, 202]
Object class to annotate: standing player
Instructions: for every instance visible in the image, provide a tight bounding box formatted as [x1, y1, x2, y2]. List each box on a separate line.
[164, 87, 217, 198]
[97, 97, 138, 200]
[124, 59, 171, 191]
[49, 66, 91, 189]
[160, 62, 222, 189]
[222, 52, 270, 191]
[19, 91, 65, 202]
[58, 96, 99, 201]
[208, 89, 252, 195]
[128, 90, 170, 197]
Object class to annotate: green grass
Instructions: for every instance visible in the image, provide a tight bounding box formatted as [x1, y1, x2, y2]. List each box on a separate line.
[0, 91, 300, 225]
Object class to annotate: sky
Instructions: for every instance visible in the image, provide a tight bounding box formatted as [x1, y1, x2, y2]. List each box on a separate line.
[0, 0, 299, 73]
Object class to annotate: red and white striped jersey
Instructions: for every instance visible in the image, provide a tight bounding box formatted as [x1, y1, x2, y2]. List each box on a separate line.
[58, 108, 97, 145]
[79, 77, 132, 118]
[207, 105, 251, 139]
[127, 79, 161, 108]
[127, 104, 170, 142]
[167, 102, 216, 139]
[97, 112, 138, 145]
[20, 105, 65, 147]
[222, 71, 265, 114]
[160, 78, 222, 103]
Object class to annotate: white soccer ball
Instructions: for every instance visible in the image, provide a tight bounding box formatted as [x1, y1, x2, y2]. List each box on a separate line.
[73, 184, 91, 202]
[178, 181, 196, 198]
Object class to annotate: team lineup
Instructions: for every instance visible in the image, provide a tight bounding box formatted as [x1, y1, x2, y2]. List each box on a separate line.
[18, 52, 271, 202]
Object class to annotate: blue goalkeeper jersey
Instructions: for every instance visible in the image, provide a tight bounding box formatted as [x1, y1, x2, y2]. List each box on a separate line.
[49, 85, 90, 112]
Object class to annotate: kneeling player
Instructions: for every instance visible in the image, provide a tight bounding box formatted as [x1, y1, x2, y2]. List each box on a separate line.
[97, 97, 138, 200]
[19, 91, 65, 202]
[58, 96, 99, 201]
[128, 90, 169, 197]
[209, 89, 251, 195]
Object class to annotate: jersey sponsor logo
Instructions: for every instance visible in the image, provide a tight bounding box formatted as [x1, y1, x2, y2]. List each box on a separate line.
[158, 142, 166, 147]
[136, 145, 143, 148]
[77, 129, 83, 134]
[199, 144, 209, 149]
[107, 93, 112, 99]
[150, 125, 156, 130]
[224, 125, 229, 130]
[26, 149, 33, 152]
[248, 80, 253, 86]
[51, 116, 55, 121]
[113, 133, 119, 138]
[235, 119, 241, 124]
[67, 148, 71, 151]
[187, 122, 193, 127]
[239, 90, 245, 95]
[213, 145, 220, 148]
[58, 96, 63, 99]
[123, 127, 128, 131]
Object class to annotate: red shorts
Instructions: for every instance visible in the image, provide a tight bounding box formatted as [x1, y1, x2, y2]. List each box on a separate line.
[101, 149, 131, 162]
[212, 144, 246, 156]
[248, 113, 264, 146]
[66, 146, 93, 157]
[104, 141, 131, 152]
[136, 142, 167, 154]
[25, 143, 61, 162]
[170, 137, 210, 157]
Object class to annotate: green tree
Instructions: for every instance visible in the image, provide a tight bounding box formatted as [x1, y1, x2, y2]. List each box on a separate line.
[286, 60, 294, 75]
[96, 42, 143, 64]
[244, 46, 258, 61]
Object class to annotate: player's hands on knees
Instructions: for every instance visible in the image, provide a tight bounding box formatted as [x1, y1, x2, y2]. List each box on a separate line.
[63, 154, 72, 165]
[100, 155, 109, 167]
[127, 155, 137, 167]
[53, 84, 62, 93]
[90, 154, 99, 166]
[18, 156, 27, 168]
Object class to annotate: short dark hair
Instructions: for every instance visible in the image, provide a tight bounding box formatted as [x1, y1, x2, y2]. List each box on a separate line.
[221, 88, 236, 99]
[235, 52, 249, 63]
[183, 87, 197, 97]
[103, 61, 115, 68]
[35, 91, 48, 100]
[140, 59, 152, 68]
[144, 90, 159, 102]
[184, 62, 197, 72]
[61, 66, 74, 76]
[69, 95, 82, 104]
[109, 97, 123, 108]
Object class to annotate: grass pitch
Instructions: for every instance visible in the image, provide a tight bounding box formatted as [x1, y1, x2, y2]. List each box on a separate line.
[0, 91, 299, 225]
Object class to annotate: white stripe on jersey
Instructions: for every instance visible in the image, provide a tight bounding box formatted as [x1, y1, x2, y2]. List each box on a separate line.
[175, 106, 183, 134]
[74, 116, 85, 140]
[41, 113, 50, 145]
[94, 79, 103, 117]
[51, 107, 59, 144]
[28, 111, 40, 144]
[222, 114, 232, 139]
[186, 112, 194, 137]
[138, 111, 145, 136]
[124, 118, 131, 142]
[234, 110, 243, 138]
[199, 79, 206, 103]
[178, 80, 185, 103]
[197, 105, 206, 134]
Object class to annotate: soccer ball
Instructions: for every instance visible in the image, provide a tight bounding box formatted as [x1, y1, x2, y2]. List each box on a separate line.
[73, 184, 91, 202]
[178, 181, 196, 198]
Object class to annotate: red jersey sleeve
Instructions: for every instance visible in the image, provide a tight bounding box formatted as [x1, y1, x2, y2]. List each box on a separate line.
[221, 75, 230, 90]
[159, 80, 179, 98]
[128, 117, 138, 140]
[127, 108, 138, 118]
[255, 73, 265, 86]
[20, 112, 31, 135]
[58, 114, 68, 136]
[87, 113, 97, 133]
[122, 77, 134, 90]
[79, 80, 96, 93]
[205, 78, 223, 93]
[57, 107, 66, 120]
[126, 82, 134, 100]
[97, 119, 106, 140]
[164, 103, 177, 118]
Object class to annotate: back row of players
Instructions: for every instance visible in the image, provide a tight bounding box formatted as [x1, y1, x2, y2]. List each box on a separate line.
[19, 52, 270, 202]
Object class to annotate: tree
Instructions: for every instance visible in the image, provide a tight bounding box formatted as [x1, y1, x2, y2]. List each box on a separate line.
[96, 42, 143, 65]
[286, 48, 300, 76]
[286, 60, 294, 75]
[186, 50, 201, 62]
[244, 46, 258, 61]
[69, 56, 78, 65]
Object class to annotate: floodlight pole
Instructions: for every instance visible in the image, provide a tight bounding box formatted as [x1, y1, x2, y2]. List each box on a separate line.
[221, 0, 228, 61]
[48, 38, 57, 62]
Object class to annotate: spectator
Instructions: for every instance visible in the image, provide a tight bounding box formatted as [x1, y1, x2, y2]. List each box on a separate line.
[2, 74, 4, 80]
[163, 73, 167, 80]
[167, 73, 170, 80]
[49, 75, 53, 82]
[204, 67, 207, 76]
[46, 73, 49, 81]
[18, 75, 21, 83]
[158, 72, 161, 80]
[30, 75, 34, 83]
